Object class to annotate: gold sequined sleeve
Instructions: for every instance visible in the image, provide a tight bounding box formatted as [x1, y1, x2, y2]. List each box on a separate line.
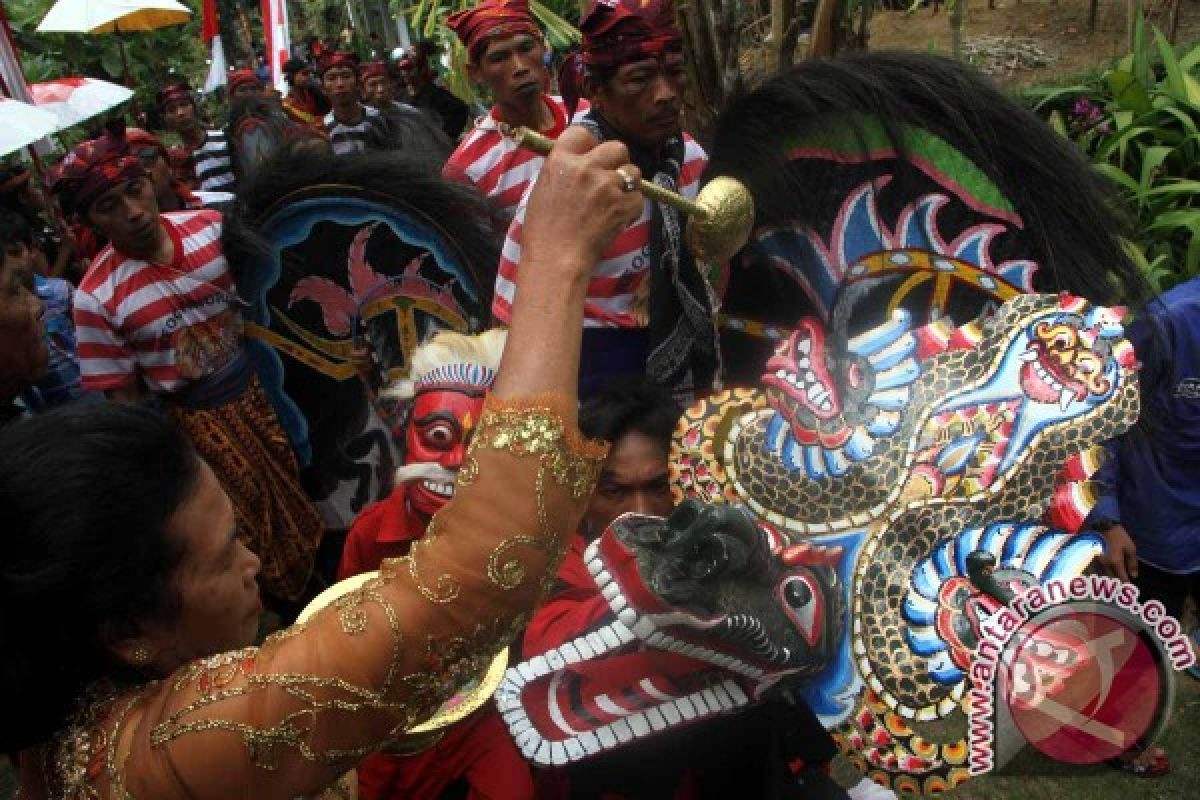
[108, 395, 605, 800]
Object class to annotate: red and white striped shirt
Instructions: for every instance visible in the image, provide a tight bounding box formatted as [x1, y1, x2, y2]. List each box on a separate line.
[443, 95, 584, 228]
[493, 134, 708, 328]
[74, 210, 244, 394]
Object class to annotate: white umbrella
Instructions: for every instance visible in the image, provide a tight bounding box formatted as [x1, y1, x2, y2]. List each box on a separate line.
[30, 76, 134, 131]
[36, 0, 192, 34]
[0, 97, 60, 156]
[36, 0, 193, 86]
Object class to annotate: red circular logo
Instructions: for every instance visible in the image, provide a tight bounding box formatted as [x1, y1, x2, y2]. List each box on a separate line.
[998, 608, 1164, 765]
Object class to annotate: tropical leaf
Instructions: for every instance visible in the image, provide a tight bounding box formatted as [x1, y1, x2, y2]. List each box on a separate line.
[1028, 3, 1200, 290]
[1108, 70, 1153, 114]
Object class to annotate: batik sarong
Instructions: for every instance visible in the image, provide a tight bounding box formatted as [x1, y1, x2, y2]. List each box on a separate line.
[170, 373, 324, 602]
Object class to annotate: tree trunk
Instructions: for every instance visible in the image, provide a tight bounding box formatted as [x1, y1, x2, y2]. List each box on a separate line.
[1167, 0, 1182, 43]
[677, 0, 742, 133]
[1127, 0, 1139, 53]
[770, 0, 788, 69]
[780, 1, 803, 69]
[236, 5, 256, 56]
[808, 0, 839, 58]
[1088, 0, 1099, 32]
[853, 0, 872, 50]
[216, 0, 242, 68]
[950, 0, 964, 57]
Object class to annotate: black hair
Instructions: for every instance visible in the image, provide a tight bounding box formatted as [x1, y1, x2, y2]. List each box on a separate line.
[579, 376, 682, 451]
[284, 57, 308, 81]
[0, 169, 34, 220]
[0, 404, 201, 752]
[0, 210, 33, 249]
[707, 51, 1151, 309]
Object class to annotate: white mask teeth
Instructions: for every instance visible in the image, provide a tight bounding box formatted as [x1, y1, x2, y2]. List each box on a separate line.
[497, 675, 754, 766]
[498, 547, 771, 767]
[420, 478, 455, 497]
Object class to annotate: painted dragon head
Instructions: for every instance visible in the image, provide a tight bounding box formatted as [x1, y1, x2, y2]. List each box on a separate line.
[498, 294, 1140, 791]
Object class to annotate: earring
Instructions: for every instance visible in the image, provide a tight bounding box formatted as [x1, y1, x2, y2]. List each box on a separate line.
[131, 645, 153, 666]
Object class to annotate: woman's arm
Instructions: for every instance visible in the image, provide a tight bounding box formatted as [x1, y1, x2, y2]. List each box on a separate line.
[111, 130, 643, 799]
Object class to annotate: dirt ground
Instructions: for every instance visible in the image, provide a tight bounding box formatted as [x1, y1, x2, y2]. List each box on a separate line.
[867, 0, 1200, 87]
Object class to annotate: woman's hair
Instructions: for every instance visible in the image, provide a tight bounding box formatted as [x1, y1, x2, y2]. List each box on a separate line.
[0, 403, 201, 752]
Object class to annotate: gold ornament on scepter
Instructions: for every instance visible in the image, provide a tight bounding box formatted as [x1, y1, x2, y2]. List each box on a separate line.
[499, 124, 756, 265]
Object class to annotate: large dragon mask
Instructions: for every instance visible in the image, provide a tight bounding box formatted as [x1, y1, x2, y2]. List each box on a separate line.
[498, 293, 1139, 792]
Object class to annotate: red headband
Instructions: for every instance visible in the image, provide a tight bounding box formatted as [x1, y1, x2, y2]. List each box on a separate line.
[580, 0, 682, 69]
[318, 51, 360, 76]
[446, 0, 540, 62]
[155, 82, 193, 110]
[227, 69, 262, 93]
[125, 128, 168, 160]
[359, 61, 388, 80]
[52, 129, 145, 219]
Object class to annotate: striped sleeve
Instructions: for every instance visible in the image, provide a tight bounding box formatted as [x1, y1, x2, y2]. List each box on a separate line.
[492, 200, 526, 325]
[73, 287, 136, 391]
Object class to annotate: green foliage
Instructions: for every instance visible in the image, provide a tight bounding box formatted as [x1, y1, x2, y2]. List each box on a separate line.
[1026, 6, 1200, 294]
[7, 0, 208, 114]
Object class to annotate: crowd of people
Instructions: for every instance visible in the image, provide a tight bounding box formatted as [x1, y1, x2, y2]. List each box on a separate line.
[0, 0, 1197, 797]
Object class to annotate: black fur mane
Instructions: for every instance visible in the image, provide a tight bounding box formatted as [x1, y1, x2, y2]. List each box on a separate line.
[222, 142, 500, 308]
[707, 51, 1150, 307]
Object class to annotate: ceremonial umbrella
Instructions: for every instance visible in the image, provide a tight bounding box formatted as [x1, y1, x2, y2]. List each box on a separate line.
[36, 0, 193, 85]
[0, 97, 59, 157]
[31, 76, 134, 131]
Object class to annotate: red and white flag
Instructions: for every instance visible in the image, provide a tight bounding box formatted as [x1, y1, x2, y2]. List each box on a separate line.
[0, 1, 34, 104]
[0, 2, 55, 154]
[202, 0, 227, 93]
[260, 0, 292, 93]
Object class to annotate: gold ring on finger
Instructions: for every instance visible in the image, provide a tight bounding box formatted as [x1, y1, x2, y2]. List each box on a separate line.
[617, 166, 637, 193]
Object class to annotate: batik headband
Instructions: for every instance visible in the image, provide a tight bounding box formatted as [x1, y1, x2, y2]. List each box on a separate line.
[446, 0, 541, 63]
[318, 51, 360, 77]
[580, 0, 682, 70]
[359, 61, 389, 80]
[53, 133, 145, 219]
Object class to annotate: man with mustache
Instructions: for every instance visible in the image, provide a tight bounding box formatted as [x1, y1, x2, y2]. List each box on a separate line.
[493, 0, 718, 403]
[336, 328, 535, 800]
[444, 0, 584, 231]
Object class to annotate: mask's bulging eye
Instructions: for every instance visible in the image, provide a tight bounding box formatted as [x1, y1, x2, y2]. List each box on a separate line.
[784, 578, 812, 609]
[778, 573, 824, 648]
[423, 423, 457, 447]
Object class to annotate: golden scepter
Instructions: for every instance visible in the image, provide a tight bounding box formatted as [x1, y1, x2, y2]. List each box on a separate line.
[499, 124, 756, 265]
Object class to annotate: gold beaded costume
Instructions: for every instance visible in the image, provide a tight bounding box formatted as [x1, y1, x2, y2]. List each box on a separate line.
[18, 396, 605, 800]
